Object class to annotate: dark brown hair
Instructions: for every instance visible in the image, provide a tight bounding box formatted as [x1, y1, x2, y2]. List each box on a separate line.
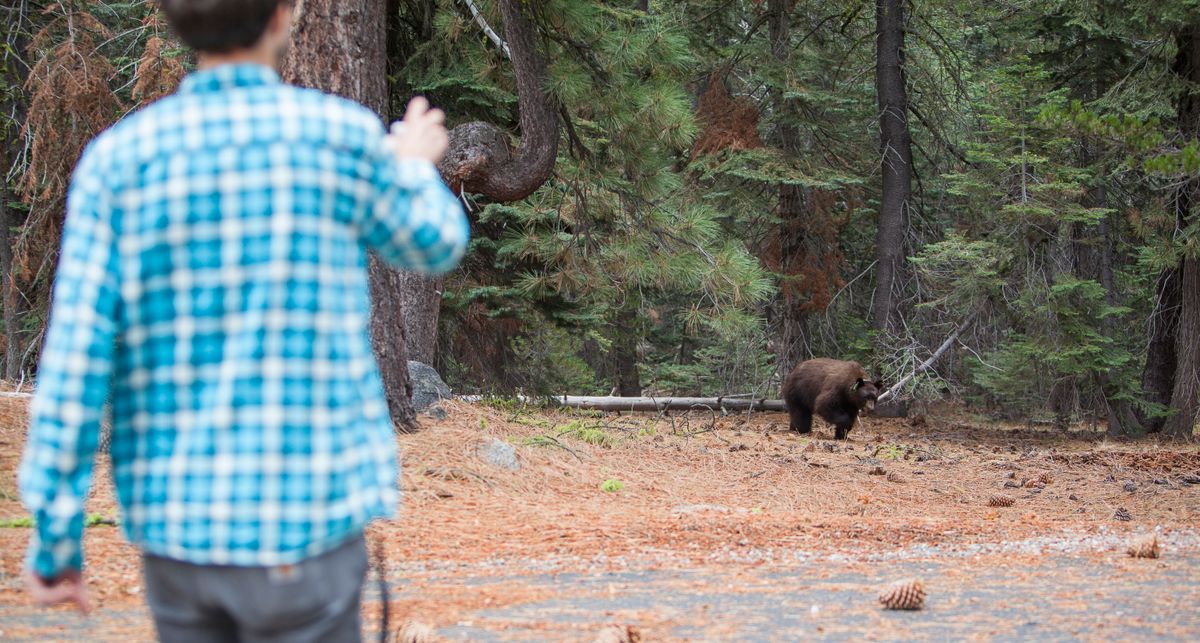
[158, 0, 289, 53]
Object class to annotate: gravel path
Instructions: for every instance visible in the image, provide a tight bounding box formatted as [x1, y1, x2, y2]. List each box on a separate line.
[2, 531, 1197, 642]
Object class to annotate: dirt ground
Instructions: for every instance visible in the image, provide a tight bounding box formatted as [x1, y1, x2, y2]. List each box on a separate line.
[0, 396, 1198, 641]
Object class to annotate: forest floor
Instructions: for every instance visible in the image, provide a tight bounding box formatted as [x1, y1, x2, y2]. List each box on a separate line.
[0, 396, 1198, 641]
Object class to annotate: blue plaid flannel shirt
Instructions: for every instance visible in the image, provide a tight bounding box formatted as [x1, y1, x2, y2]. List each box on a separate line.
[19, 64, 469, 578]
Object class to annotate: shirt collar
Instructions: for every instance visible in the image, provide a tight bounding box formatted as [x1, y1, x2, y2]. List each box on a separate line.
[178, 63, 281, 94]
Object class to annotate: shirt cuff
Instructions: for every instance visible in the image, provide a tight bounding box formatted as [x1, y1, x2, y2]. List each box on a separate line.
[27, 531, 82, 580]
[392, 159, 443, 188]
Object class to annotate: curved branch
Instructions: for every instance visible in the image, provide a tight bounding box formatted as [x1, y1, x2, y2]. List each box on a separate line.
[438, 0, 558, 202]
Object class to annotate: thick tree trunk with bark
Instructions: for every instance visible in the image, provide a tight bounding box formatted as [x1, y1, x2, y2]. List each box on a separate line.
[772, 183, 810, 370]
[1149, 25, 1200, 439]
[1141, 267, 1181, 432]
[1164, 256, 1200, 437]
[397, 271, 440, 364]
[283, 0, 418, 431]
[398, 0, 559, 365]
[437, 0, 557, 201]
[768, 0, 809, 371]
[872, 0, 912, 333]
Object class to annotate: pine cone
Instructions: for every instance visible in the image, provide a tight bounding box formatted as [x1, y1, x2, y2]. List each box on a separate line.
[878, 578, 926, 610]
[1036, 472, 1054, 484]
[594, 625, 642, 643]
[1113, 507, 1133, 521]
[886, 471, 905, 483]
[987, 494, 1015, 507]
[1127, 534, 1160, 559]
[395, 620, 439, 643]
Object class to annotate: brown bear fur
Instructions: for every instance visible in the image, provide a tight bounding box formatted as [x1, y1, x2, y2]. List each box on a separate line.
[781, 358, 884, 440]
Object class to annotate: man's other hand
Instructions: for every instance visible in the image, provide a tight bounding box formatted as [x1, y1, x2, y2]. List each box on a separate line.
[25, 568, 91, 614]
[388, 97, 450, 164]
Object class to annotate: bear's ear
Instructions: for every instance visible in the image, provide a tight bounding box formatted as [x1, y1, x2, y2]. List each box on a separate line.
[853, 377, 865, 390]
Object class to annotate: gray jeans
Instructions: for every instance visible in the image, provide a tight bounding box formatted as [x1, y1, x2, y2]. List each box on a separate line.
[142, 535, 368, 643]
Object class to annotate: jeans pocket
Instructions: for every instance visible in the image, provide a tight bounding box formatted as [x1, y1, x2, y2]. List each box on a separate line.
[242, 561, 336, 631]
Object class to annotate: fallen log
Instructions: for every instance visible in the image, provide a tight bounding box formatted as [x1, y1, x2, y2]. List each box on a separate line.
[554, 396, 787, 412]
[459, 394, 787, 413]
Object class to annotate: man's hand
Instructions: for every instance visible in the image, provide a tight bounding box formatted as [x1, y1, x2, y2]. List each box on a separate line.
[25, 568, 90, 614]
[388, 97, 450, 164]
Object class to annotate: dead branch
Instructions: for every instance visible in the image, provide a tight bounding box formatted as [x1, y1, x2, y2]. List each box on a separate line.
[878, 313, 977, 404]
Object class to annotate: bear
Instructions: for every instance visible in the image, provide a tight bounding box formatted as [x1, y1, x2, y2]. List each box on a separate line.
[781, 358, 884, 440]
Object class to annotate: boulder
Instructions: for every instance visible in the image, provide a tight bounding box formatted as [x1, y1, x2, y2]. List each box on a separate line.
[475, 437, 520, 471]
[407, 361, 451, 412]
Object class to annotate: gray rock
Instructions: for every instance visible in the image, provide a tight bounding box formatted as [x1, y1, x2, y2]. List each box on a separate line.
[423, 404, 449, 421]
[408, 361, 451, 412]
[476, 437, 520, 471]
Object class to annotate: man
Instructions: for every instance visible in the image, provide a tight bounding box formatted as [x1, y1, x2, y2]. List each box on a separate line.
[19, 0, 468, 640]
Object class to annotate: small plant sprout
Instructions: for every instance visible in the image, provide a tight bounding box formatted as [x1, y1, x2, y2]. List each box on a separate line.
[601, 479, 625, 493]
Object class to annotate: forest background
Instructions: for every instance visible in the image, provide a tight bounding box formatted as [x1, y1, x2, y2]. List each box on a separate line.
[2, 0, 1199, 438]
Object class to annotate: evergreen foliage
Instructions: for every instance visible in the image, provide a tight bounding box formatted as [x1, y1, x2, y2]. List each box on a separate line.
[4, 0, 1200, 435]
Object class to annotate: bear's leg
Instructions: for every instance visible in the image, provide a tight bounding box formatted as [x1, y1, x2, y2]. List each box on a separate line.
[833, 412, 858, 440]
[790, 405, 813, 433]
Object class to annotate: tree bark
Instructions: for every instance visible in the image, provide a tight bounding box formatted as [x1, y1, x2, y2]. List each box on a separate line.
[398, 0, 559, 367]
[2, 15, 29, 380]
[1153, 24, 1200, 439]
[1141, 267, 1181, 432]
[283, 0, 418, 431]
[1085, 188, 1146, 436]
[437, 0, 557, 202]
[768, 0, 809, 371]
[397, 271, 440, 364]
[0, 177, 23, 381]
[613, 305, 641, 396]
[1164, 255, 1200, 438]
[872, 0, 912, 333]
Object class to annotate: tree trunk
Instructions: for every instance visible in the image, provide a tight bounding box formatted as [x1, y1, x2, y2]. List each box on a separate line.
[1151, 24, 1200, 439]
[437, 0, 557, 199]
[283, 0, 418, 431]
[1164, 256, 1200, 438]
[0, 177, 24, 381]
[872, 0, 912, 333]
[1, 18, 29, 381]
[397, 272, 440, 364]
[613, 306, 641, 396]
[767, 0, 809, 371]
[1067, 180, 1144, 435]
[772, 184, 810, 371]
[1086, 189, 1145, 436]
[1141, 267, 1181, 432]
[398, 0, 559, 367]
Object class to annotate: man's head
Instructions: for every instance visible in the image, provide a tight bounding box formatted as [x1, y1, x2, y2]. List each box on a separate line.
[159, 0, 293, 66]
